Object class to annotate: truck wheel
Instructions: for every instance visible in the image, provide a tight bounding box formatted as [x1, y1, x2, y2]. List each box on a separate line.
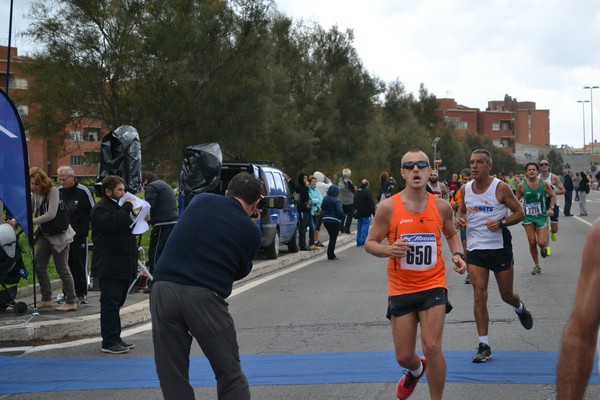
[287, 225, 299, 253]
[264, 230, 280, 259]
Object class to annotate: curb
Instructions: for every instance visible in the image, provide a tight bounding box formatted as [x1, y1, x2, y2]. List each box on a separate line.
[1, 234, 356, 343]
[0, 301, 151, 343]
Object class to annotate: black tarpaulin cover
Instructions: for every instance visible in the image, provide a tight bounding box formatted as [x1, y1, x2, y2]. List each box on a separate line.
[179, 143, 222, 208]
[97, 125, 142, 194]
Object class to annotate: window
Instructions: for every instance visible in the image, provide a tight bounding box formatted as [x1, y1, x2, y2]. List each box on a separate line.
[447, 118, 468, 130]
[83, 127, 100, 141]
[71, 156, 84, 166]
[492, 122, 500, 131]
[70, 131, 83, 142]
[8, 77, 28, 90]
[84, 152, 100, 164]
[501, 121, 510, 130]
[263, 171, 275, 193]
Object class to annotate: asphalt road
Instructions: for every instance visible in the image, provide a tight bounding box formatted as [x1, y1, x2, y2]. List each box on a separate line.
[3, 196, 600, 400]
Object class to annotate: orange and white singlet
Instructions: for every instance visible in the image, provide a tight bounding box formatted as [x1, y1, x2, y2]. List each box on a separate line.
[386, 193, 447, 296]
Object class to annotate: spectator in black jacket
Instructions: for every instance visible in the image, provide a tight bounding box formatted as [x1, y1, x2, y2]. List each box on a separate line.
[296, 172, 315, 250]
[578, 172, 589, 216]
[91, 175, 137, 354]
[57, 166, 95, 304]
[141, 172, 178, 291]
[563, 170, 574, 216]
[354, 179, 376, 246]
[150, 172, 262, 400]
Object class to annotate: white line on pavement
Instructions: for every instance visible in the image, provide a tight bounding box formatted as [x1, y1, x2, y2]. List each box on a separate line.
[5, 242, 356, 354]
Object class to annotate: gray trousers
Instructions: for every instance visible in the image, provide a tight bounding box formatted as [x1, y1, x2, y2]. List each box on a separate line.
[150, 281, 250, 400]
[34, 235, 75, 303]
[579, 190, 588, 214]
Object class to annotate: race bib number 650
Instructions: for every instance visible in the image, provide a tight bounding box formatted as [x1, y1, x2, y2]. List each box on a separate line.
[400, 233, 437, 271]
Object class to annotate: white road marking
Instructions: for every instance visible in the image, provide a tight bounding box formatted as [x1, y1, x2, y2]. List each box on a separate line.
[4, 242, 355, 354]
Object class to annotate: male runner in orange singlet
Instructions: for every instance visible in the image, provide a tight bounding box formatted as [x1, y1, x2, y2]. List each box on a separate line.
[365, 149, 467, 400]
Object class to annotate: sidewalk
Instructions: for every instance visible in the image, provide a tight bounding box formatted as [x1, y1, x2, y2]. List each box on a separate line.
[0, 233, 356, 345]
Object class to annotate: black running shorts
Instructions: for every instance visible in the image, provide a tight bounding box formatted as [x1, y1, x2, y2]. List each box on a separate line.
[386, 287, 452, 320]
[466, 248, 514, 272]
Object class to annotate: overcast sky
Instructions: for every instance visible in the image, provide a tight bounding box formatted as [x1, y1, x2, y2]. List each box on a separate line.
[3, 0, 600, 148]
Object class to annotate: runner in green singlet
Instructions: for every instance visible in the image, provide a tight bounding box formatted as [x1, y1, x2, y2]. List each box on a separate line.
[516, 162, 556, 275]
[506, 170, 519, 195]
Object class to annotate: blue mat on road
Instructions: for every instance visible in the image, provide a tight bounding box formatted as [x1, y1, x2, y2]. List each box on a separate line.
[0, 351, 598, 394]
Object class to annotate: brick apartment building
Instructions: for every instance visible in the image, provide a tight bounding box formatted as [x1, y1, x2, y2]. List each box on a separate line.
[438, 95, 551, 164]
[1, 45, 103, 180]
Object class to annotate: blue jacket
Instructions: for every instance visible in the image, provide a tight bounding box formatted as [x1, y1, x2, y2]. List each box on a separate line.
[153, 193, 261, 298]
[564, 174, 573, 192]
[321, 185, 345, 223]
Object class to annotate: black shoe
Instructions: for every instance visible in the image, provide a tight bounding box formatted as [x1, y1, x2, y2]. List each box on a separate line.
[472, 342, 492, 363]
[120, 340, 135, 349]
[77, 295, 89, 304]
[516, 303, 533, 330]
[300, 247, 310, 251]
[328, 257, 339, 261]
[315, 241, 325, 247]
[102, 343, 129, 354]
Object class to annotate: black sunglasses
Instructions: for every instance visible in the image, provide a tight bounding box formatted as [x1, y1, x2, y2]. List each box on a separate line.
[540, 163, 549, 166]
[402, 161, 429, 169]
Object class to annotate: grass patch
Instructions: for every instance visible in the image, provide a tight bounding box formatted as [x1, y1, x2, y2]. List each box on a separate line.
[15, 231, 150, 288]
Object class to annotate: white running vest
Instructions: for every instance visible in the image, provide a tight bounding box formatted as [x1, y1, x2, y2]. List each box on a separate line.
[465, 178, 508, 251]
[539, 172, 559, 207]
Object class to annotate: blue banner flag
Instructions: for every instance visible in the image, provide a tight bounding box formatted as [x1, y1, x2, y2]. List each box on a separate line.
[0, 89, 33, 243]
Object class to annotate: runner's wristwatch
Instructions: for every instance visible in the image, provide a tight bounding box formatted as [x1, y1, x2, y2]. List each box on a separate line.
[453, 252, 465, 261]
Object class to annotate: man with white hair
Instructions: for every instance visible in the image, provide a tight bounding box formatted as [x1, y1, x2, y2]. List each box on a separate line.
[338, 168, 356, 234]
[57, 165, 95, 304]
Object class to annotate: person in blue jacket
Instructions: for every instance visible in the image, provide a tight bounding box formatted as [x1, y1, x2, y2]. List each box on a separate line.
[150, 172, 262, 400]
[321, 185, 345, 260]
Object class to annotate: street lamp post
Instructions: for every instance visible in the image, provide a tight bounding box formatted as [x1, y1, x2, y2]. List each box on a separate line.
[577, 100, 590, 150]
[431, 137, 441, 168]
[584, 85, 599, 166]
